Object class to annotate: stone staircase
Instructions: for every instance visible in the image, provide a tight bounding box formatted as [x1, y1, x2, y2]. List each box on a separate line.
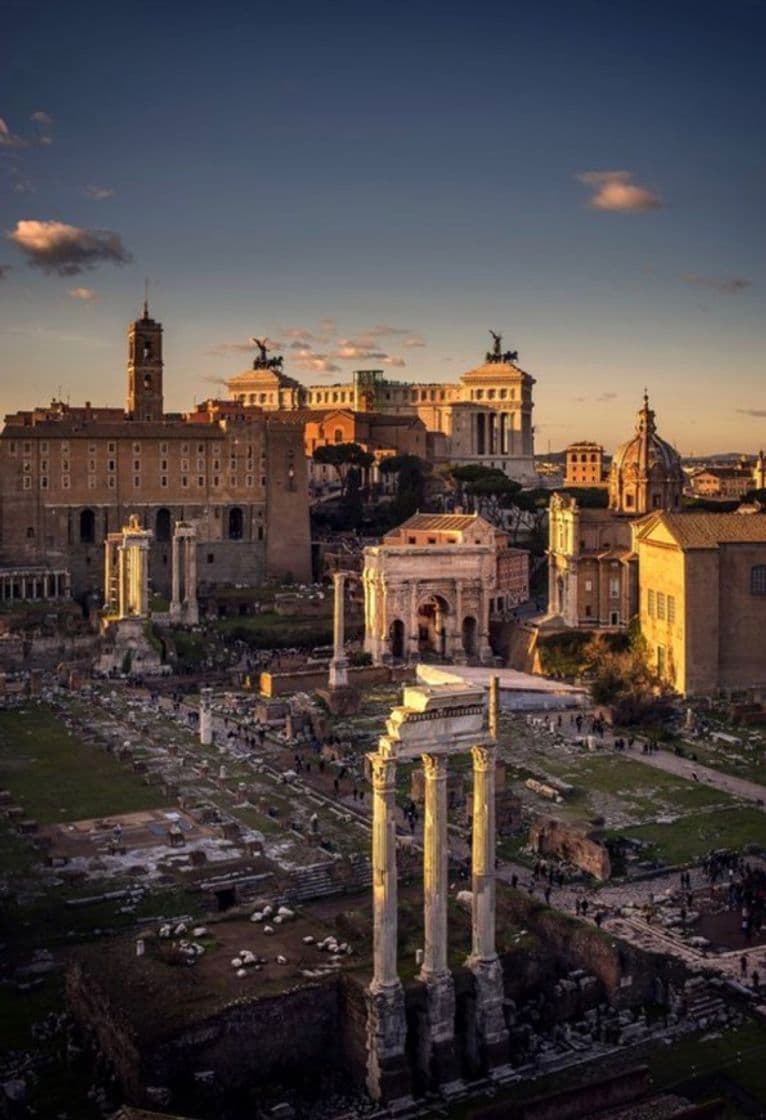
[285, 856, 372, 903]
[684, 978, 728, 1028]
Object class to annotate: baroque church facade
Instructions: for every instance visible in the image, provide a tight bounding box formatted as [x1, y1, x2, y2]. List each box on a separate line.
[0, 304, 312, 604]
[547, 393, 684, 630]
[225, 333, 537, 483]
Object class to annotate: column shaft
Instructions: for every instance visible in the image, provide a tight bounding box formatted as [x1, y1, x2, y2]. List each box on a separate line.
[471, 745, 497, 963]
[370, 753, 399, 989]
[421, 754, 449, 978]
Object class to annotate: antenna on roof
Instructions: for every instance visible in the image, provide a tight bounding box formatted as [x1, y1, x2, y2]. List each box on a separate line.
[143, 277, 150, 319]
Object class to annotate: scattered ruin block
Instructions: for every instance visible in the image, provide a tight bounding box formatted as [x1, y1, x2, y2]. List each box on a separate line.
[528, 816, 611, 880]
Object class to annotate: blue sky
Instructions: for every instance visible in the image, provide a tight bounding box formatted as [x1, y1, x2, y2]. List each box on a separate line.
[1, 0, 764, 454]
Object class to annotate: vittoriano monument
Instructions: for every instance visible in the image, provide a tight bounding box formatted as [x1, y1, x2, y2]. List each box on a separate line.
[365, 669, 509, 1103]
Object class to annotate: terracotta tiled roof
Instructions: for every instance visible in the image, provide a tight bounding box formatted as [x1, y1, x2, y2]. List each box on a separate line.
[651, 512, 766, 549]
[398, 513, 483, 531]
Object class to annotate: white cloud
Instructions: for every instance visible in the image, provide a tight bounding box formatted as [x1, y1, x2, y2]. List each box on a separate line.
[84, 184, 115, 201]
[68, 286, 98, 301]
[7, 219, 132, 275]
[0, 117, 27, 149]
[577, 170, 661, 212]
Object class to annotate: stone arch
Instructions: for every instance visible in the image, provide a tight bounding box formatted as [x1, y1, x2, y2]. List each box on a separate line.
[155, 507, 172, 543]
[79, 508, 96, 544]
[390, 618, 406, 660]
[462, 615, 478, 657]
[417, 593, 451, 659]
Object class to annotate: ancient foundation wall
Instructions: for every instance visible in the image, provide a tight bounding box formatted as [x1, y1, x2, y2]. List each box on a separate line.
[260, 664, 409, 697]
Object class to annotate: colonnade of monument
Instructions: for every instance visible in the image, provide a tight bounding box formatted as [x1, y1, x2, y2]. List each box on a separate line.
[472, 409, 520, 457]
[169, 521, 199, 625]
[103, 514, 152, 620]
[366, 672, 509, 1102]
[0, 569, 70, 603]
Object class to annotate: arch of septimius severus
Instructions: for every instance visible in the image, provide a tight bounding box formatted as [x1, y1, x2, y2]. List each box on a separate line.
[366, 669, 509, 1103]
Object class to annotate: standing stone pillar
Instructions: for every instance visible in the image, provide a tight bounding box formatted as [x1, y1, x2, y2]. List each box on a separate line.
[467, 743, 509, 1070]
[199, 687, 213, 746]
[366, 752, 409, 1104]
[170, 531, 182, 620]
[184, 532, 199, 625]
[329, 571, 349, 688]
[419, 753, 458, 1086]
[408, 581, 419, 660]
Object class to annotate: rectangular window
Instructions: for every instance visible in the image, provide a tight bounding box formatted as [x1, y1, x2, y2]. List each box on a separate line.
[89, 459, 96, 473]
[609, 577, 619, 597]
[246, 475, 253, 487]
[648, 589, 655, 617]
[61, 441, 69, 453]
[160, 442, 168, 454]
[23, 476, 32, 490]
[62, 459, 69, 472]
[667, 595, 676, 624]
[61, 475, 70, 490]
[40, 459, 48, 472]
[23, 441, 31, 454]
[133, 475, 141, 488]
[88, 476, 97, 490]
[161, 475, 168, 488]
[40, 441, 48, 454]
[584, 579, 593, 592]
[133, 442, 141, 455]
[88, 443, 97, 454]
[197, 476, 204, 487]
[181, 459, 189, 471]
[181, 475, 188, 488]
[40, 476, 48, 489]
[108, 441, 116, 453]
[108, 476, 116, 489]
[108, 459, 115, 472]
[657, 592, 666, 620]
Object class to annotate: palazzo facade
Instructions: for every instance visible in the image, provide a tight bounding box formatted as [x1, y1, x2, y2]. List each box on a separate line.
[0, 303, 311, 602]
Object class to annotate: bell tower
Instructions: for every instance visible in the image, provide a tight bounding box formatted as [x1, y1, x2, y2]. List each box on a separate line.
[127, 298, 164, 421]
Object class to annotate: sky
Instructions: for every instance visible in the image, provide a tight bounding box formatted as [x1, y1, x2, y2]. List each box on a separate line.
[1, 0, 764, 455]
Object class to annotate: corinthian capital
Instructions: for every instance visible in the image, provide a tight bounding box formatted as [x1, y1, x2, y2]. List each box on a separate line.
[368, 752, 397, 791]
[421, 753, 448, 781]
[471, 744, 496, 772]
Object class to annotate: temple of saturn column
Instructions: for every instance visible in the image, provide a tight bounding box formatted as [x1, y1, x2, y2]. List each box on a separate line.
[103, 514, 152, 620]
[169, 520, 199, 625]
[366, 671, 508, 1103]
[328, 570, 349, 689]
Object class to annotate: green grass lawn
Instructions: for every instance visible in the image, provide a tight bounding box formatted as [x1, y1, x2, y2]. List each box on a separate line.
[0, 704, 172, 824]
[614, 806, 766, 865]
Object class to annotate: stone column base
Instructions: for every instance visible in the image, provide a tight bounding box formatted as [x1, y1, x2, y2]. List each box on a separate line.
[419, 971, 460, 1090]
[468, 956, 509, 1071]
[366, 981, 412, 1105]
[316, 684, 360, 715]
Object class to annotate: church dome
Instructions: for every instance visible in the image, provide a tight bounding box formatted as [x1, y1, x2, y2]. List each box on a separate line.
[608, 393, 684, 514]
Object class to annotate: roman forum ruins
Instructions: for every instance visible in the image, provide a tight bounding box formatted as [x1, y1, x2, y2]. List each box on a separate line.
[366, 670, 508, 1102]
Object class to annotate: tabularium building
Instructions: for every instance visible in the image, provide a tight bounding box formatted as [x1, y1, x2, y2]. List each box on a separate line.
[225, 332, 537, 483]
[0, 303, 311, 605]
[547, 393, 684, 630]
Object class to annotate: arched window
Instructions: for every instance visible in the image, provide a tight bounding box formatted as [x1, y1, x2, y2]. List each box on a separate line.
[334, 428, 343, 443]
[155, 508, 171, 542]
[79, 508, 95, 544]
[751, 565, 766, 595]
[228, 507, 244, 540]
